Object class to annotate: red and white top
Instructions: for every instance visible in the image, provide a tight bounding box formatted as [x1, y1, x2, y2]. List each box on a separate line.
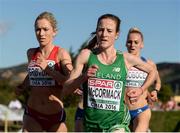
[28, 46, 61, 87]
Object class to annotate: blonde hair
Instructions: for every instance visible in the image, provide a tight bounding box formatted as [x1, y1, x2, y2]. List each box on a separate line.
[34, 11, 58, 32]
[127, 27, 144, 41]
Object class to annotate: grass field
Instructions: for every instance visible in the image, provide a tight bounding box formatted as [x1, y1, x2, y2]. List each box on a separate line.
[150, 111, 180, 132]
[3, 107, 180, 132]
[65, 107, 180, 132]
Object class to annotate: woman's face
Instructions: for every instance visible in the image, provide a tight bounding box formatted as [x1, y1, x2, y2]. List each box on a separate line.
[35, 18, 57, 47]
[96, 18, 119, 50]
[126, 33, 143, 56]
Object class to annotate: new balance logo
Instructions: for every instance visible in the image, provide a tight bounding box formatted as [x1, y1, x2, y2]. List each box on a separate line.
[113, 67, 120, 72]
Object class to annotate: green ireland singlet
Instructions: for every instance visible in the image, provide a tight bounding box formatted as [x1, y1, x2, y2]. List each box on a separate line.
[83, 51, 130, 132]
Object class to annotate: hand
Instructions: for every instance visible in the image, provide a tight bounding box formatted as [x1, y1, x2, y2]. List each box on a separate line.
[36, 52, 48, 70]
[85, 64, 99, 78]
[73, 88, 83, 95]
[49, 95, 64, 108]
[150, 90, 158, 102]
[127, 88, 143, 104]
[147, 92, 154, 107]
[129, 97, 138, 105]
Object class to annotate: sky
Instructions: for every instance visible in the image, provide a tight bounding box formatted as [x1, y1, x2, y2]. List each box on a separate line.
[0, 0, 179, 68]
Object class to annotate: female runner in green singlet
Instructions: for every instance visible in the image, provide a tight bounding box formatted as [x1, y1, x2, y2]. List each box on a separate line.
[63, 14, 156, 132]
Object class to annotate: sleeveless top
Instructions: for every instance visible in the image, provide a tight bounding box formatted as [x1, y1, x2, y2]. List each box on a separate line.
[28, 46, 62, 87]
[83, 50, 128, 129]
[126, 57, 148, 88]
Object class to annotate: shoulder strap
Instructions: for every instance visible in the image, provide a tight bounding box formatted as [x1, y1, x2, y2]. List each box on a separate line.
[48, 46, 59, 59]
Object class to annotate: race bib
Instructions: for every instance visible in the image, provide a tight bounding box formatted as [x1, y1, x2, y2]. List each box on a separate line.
[126, 67, 147, 87]
[28, 60, 56, 86]
[87, 78, 123, 111]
